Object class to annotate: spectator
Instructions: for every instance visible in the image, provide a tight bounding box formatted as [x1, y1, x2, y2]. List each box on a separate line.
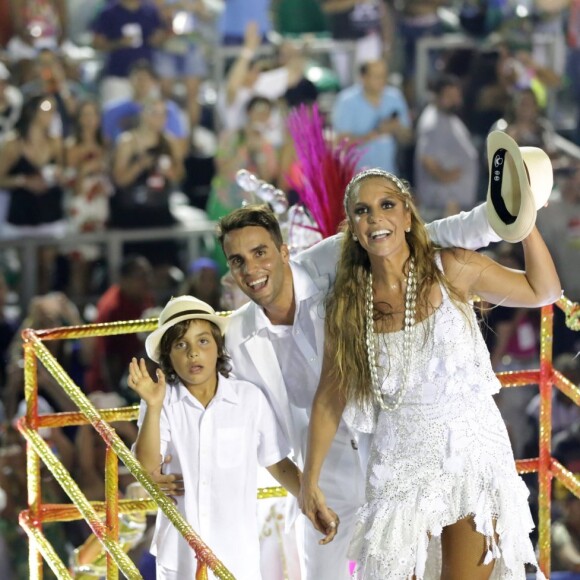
[216, 22, 305, 138]
[552, 490, 580, 574]
[504, 88, 559, 156]
[180, 257, 221, 311]
[110, 97, 184, 267]
[0, 272, 17, 392]
[463, 46, 513, 141]
[206, 96, 278, 224]
[84, 254, 155, 394]
[332, 59, 412, 174]
[7, 0, 69, 60]
[0, 63, 23, 226]
[414, 74, 478, 219]
[0, 95, 67, 294]
[91, 0, 166, 104]
[0, 63, 23, 145]
[537, 162, 580, 356]
[525, 353, 580, 451]
[64, 99, 112, 300]
[102, 60, 187, 148]
[152, 0, 211, 129]
[20, 47, 86, 138]
[321, 0, 390, 87]
[395, 0, 445, 106]
[3, 292, 89, 419]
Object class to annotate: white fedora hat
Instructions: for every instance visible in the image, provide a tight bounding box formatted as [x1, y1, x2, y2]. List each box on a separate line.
[486, 130, 553, 243]
[145, 295, 228, 363]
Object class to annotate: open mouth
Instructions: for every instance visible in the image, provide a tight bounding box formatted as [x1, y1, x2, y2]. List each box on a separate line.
[189, 365, 203, 374]
[247, 276, 268, 292]
[368, 229, 392, 241]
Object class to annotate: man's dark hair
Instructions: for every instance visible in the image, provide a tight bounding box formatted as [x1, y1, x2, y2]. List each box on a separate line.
[217, 204, 284, 249]
[119, 254, 149, 278]
[431, 74, 462, 96]
[158, 319, 231, 382]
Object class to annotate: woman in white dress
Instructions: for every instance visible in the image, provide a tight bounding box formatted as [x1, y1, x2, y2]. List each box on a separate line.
[299, 167, 561, 579]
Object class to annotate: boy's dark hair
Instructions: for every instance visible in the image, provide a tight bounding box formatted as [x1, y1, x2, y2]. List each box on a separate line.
[158, 319, 231, 382]
[217, 204, 284, 250]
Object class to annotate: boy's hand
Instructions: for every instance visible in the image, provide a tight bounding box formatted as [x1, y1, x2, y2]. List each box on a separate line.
[151, 455, 185, 500]
[127, 358, 166, 408]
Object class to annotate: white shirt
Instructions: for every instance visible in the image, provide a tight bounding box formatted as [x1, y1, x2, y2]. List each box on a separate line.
[254, 262, 355, 459]
[255, 264, 321, 410]
[136, 374, 290, 580]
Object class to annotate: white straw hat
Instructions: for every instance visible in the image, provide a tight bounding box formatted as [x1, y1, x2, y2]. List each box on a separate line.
[145, 296, 228, 363]
[486, 130, 553, 243]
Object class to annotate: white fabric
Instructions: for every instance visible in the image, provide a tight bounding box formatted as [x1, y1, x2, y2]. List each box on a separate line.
[257, 265, 321, 410]
[227, 251, 366, 580]
[136, 375, 290, 580]
[226, 207, 499, 579]
[345, 253, 544, 579]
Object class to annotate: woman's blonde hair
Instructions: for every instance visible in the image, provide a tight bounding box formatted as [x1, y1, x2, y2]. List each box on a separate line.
[325, 169, 465, 406]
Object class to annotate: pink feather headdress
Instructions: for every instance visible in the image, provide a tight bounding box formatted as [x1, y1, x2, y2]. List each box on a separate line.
[287, 104, 362, 239]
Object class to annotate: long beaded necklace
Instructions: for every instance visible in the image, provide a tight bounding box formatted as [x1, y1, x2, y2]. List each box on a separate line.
[365, 257, 417, 411]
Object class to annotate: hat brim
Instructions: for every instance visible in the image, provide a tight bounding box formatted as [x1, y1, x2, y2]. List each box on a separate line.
[486, 131, 538, 243]
[145, 312, 229, 363]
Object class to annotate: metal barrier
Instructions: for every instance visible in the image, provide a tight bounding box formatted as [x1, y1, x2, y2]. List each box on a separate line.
[15, 297, 580, 578]
[17, 316, 287, 579]
[0, 222, 217, 312]
[415, 32, 557, 108]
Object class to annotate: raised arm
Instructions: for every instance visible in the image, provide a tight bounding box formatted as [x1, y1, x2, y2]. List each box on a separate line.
[443, 226, 562, 308]
[426, 203, 501, 250]
[299, 341, 346, 541]
[128, 358, 167, 473]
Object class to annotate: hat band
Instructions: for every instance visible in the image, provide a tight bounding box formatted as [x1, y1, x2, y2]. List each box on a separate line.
[490, 148, 517, 226]
[163, 309, 214, 324]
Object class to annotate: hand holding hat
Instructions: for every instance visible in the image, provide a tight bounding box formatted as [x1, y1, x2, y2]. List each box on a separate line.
[486, 130, 553, 243]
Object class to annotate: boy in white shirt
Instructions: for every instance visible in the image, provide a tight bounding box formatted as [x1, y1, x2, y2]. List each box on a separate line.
[129, 295, 332, 579]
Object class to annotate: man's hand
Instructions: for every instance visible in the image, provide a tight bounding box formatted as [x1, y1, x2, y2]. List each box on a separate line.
[150, 455, 184, 501]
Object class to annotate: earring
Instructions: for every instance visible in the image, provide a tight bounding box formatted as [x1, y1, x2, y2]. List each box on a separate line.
[352, 234, 358, 241]
[405, 227, 410, 233]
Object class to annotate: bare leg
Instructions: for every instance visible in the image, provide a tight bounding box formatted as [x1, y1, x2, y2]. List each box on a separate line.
[441, 516, 495, 580]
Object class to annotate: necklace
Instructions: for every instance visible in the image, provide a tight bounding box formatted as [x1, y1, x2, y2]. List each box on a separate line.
[365, 257, 417, 411]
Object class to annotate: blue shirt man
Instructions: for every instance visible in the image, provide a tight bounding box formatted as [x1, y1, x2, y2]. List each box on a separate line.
[332, 60, 412, 174]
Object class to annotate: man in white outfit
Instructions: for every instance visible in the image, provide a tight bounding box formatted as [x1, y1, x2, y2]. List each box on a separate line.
[217, 202, 500, 579]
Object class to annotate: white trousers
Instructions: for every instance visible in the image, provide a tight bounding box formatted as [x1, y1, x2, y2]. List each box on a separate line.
[301, 429, 367, 580]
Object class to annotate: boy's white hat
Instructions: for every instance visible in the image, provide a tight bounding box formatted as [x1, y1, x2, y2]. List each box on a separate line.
[145, 296, 228, 363]
[486, 130, 553, 243]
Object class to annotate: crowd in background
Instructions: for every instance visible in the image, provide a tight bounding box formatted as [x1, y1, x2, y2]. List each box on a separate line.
[0, 0, 579, 577]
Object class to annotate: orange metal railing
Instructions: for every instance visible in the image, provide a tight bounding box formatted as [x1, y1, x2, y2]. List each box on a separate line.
[16, 297, 580, 578]
[499, 296, 580, 577]
[17, 318, 239, 579]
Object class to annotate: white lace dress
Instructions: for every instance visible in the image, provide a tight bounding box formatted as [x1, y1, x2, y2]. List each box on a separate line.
[344, 259, 544, 580]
